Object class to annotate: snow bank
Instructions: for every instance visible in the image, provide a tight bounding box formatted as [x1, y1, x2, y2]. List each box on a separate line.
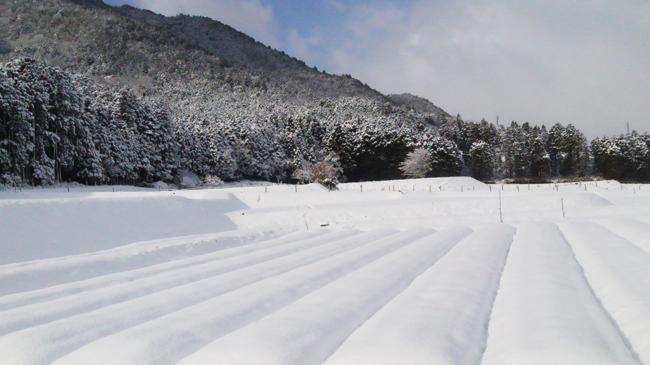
[561, 222, 650, 364]
[483, 222, 639, 365]
[0, 229, 315, 310]
[596, 219, 650, 254]
[324, 224, 515, 365]
[52, 228, 435, 365]
[176, 226, 472, 365]
[338, 176, 487, 193]
[0, 230, 363, 334]
[0, 192, 246, 264]
[0, 228, 399, 365]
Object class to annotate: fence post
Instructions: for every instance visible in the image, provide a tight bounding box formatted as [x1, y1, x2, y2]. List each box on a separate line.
[499, 190, 503, 223]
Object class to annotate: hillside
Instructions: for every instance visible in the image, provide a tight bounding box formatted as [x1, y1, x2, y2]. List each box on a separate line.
[0, 0, 451, 119]
[0, 0, 459, 186]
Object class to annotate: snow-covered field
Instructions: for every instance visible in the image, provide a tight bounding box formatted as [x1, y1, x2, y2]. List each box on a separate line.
[1, 177, 649, 364]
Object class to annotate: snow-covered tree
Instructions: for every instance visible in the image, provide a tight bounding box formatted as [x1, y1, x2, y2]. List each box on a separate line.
[399, 148, 431, 179]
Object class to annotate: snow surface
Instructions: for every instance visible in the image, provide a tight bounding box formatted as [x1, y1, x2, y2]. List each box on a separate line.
[0, 178, 649, 364]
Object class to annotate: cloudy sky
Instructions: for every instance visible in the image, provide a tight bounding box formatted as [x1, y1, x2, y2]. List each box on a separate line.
[104, 0, 650, 139]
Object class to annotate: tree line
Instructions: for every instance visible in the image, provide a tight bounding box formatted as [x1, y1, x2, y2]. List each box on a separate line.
[1, 58, 649, 187]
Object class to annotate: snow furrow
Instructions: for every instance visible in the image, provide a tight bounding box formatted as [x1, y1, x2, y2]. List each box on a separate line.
[482, 222, 640, 365]
[176, 226, 473, 365]
[560, 222, 650, 364]
[596, 219, 650, 254]
[0, 228, 286, 296]
[0, 229, 360, 334]
[0, 229, 331, 311]
[0, 228, 401, 365]
[51, 228, 436, 365]
[323, 224, 515, 365]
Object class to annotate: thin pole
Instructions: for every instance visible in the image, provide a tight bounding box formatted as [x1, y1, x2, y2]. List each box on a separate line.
[561, 198, 566, 218]
[499, 190, 503, 223]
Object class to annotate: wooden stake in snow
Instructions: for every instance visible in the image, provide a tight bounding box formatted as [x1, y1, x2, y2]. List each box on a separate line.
[295, 185, 297, 193]
[490, 185, 492, 192]
[429, 185, 431, 192]
[499, 190, 503, 223]
[361, 184, 363, 192]
[265, 186, 267, 193]
[561, 198, 566, 218]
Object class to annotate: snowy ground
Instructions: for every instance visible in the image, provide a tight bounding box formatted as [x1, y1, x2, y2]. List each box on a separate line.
[1, 177, 649, 364]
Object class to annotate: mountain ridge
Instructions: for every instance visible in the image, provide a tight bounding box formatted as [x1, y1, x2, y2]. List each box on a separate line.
[66, 0, 450, 117]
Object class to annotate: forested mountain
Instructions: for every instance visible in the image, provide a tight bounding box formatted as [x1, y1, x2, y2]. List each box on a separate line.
[0, 0, 649, 187]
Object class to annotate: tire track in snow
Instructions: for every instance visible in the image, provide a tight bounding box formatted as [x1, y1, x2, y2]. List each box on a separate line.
[560, 221, 650, 364]
[51, 228, 436, 365]
[0, 229, 324, 311]
[0, 228, 285, 296]
[323, 224, 515, 365]
[175, 226, 473, 365]
[0, 228, 399, 365]
[0, 230, 361, 335]
[482, 222, 640, 365]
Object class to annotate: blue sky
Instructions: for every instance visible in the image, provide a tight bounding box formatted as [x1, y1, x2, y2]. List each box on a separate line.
[103, 0, 650, 138]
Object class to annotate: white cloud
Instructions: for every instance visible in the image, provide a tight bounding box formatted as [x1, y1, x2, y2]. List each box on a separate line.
[287, 29, 322, 67]
[132, 0, 281, 48]
[326, 0, 650, 138]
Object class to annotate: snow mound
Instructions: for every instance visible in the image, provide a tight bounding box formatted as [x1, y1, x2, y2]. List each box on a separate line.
[563, 192, 613, 208]
[0, 192, 247, 265]
[339, 177, 486, 192]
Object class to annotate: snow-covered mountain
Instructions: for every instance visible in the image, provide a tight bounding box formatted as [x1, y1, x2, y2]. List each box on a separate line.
[0, 0, 451, 118]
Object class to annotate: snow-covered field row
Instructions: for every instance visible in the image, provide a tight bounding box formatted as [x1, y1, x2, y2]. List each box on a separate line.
[1, 177, 650, 364]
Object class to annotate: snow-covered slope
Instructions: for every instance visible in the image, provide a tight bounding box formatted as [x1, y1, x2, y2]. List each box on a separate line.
[0, 177, 649, 364]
